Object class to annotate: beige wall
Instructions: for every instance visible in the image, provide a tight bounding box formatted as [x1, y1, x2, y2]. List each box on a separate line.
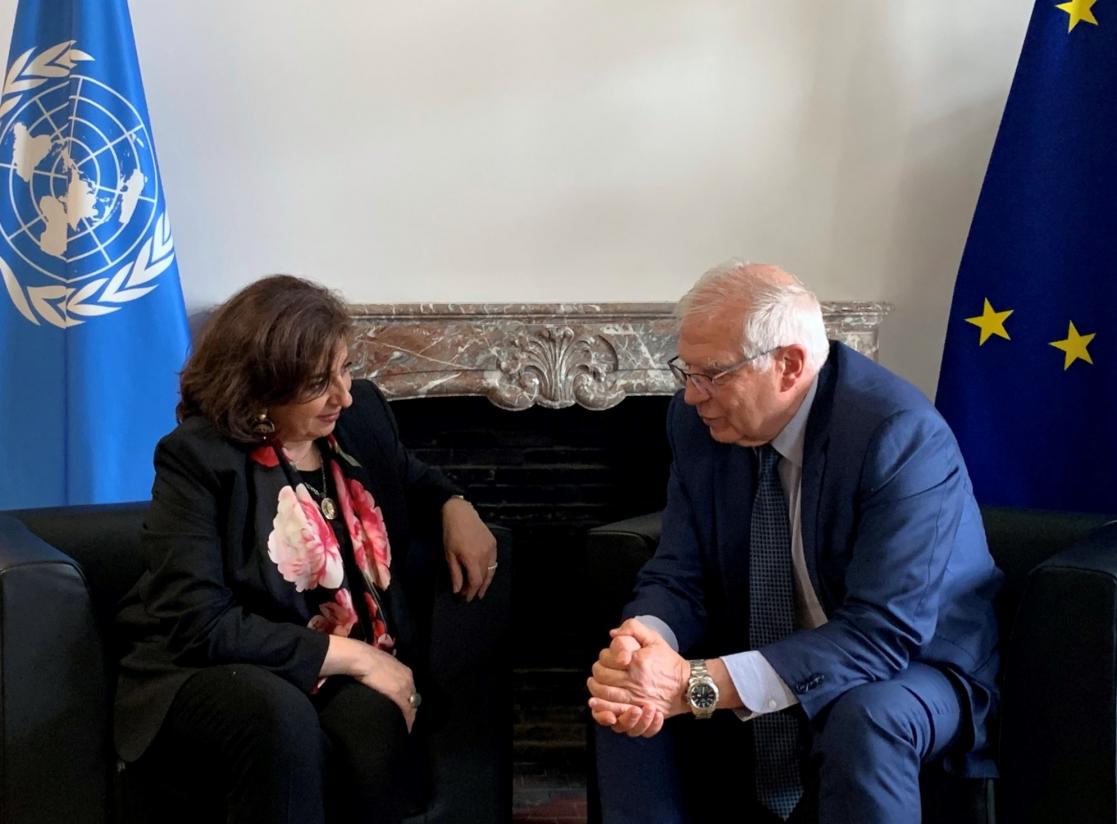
[0, 1, 1032, 395]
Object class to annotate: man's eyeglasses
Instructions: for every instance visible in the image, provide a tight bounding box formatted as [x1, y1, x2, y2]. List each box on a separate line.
[667, 348, 778, 393]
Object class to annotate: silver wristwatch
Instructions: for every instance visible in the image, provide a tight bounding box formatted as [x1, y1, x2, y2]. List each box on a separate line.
[685, 659, 719, 719]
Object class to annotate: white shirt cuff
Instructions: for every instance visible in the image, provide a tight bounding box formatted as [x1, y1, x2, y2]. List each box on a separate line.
[721, 650, 798, 721]
[633, 615, 679, 651]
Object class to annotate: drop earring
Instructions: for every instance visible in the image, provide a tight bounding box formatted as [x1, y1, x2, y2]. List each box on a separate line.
[252, 411, 276, 440]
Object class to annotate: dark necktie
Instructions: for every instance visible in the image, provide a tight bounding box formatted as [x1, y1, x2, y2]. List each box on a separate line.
[748, 444, 803, 820]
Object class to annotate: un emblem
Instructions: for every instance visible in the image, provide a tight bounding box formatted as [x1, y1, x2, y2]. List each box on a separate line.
[0, 41, 175, 328]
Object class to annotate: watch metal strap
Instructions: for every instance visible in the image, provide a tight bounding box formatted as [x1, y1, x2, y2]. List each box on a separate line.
[687, 658, 717, 719]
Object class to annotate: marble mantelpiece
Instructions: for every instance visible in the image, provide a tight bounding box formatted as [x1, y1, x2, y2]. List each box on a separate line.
[348, 302, 892, 411]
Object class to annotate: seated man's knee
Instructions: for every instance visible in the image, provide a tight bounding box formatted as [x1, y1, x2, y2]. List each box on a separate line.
[814, 681, 926, 761]
[594, 722, 688, 823]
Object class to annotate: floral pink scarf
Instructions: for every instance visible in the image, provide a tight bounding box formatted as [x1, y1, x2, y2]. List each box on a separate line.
[252, 436, 396, 658]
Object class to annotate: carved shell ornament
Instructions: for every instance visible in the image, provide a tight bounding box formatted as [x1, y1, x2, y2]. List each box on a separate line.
[494, 327, 623, 410]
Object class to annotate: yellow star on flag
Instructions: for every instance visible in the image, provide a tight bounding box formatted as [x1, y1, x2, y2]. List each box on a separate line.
[965, 298, 1013, 345]
[1050, 321, 1096, 369]
[1056, 0, 1099, 32]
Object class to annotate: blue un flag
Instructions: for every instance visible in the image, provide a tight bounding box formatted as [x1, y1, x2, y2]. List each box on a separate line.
[0, 0, 189, 508]
[937, 0, 1117, 514]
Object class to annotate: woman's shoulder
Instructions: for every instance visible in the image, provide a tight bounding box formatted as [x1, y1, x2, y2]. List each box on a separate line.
[349, 378, 388, 409]
[334, 379, 397, 456]
[341, 380, 392, 429]
[157, 415, 248, 469]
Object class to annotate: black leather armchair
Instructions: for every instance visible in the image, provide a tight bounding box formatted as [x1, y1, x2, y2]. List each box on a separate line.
[0, 502, 512, 824]
[585, 507, 1117, 824]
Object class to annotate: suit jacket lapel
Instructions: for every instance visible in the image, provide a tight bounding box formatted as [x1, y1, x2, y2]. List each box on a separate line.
[801, 344, 840, 610]
[714, 441, 754, 644]
[801, 440, 826, 606]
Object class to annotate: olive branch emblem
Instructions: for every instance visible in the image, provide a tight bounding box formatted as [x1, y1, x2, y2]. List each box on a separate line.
[0, 41, 178, 329]
[0, 40, 92, 119]
[1, 213, 176, 329]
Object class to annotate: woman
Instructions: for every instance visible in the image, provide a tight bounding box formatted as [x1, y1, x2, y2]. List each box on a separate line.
[114, 275, 497, 824]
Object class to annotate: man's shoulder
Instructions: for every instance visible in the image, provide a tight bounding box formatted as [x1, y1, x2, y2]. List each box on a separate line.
[802, 343, 957, 467]
[825, 343, 940, 429]
[666, 390, 715, 446]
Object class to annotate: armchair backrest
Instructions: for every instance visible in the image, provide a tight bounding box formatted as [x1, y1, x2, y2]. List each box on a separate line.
[0, 510, 126, 824]
[10, 502, 148, 627]
[996, 519, 1117, 823]
[978, 506, 1111, 635]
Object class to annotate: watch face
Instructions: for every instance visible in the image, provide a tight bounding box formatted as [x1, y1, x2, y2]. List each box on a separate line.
[689, 682, 717, 709]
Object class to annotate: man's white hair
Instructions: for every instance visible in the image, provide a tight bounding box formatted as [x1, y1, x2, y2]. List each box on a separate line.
[676, 259, 830, 372]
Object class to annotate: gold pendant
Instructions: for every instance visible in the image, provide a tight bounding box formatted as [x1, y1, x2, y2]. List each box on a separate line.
[320, 497, 338, 520]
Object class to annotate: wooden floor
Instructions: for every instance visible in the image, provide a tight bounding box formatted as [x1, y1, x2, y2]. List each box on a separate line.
[512, 762, 587, 824]
[513, 666, 590, 823]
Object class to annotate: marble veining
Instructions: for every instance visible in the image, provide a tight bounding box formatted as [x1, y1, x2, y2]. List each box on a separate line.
[348, 302, 892, 411]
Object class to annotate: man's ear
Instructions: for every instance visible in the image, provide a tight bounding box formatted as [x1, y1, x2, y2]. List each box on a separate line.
[777, 344, 808, 390]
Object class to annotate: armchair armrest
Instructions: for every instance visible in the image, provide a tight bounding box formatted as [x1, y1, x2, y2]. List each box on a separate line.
[429, 524, 511, 681]
[0, 515, 111, 824]
[420, 524, 512, 824]
[999, 520, 1117, 824]
[585, 513, 662, 657]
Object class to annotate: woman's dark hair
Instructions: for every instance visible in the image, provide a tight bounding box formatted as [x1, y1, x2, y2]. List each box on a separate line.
[178, 275, 354, 442]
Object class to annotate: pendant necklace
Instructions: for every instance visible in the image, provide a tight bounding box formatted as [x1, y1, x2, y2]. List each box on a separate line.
[304, 463, 338, 520]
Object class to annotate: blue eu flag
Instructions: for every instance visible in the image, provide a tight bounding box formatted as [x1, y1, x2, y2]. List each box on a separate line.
[937, 0, 1117, 514]
[0, 0, 189, 508]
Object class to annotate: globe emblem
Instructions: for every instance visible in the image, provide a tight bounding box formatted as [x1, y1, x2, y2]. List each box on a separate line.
[0, 72, 160, 284]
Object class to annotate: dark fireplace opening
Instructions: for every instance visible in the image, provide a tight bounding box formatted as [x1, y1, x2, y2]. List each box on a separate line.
[391, 395, 673, 783]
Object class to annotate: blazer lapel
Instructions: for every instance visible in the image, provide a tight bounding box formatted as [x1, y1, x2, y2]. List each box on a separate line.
[714, 442, 755, 643]
[801, 345, 839, 610]
[801, 437, 827, 606]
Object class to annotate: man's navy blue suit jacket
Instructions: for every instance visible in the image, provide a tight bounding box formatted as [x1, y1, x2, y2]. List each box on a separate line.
[624, 341, 1002, 776]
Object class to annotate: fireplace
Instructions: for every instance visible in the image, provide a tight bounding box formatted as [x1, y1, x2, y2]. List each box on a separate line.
[346, 302, 889, 409]
[345, 301, 891, 802]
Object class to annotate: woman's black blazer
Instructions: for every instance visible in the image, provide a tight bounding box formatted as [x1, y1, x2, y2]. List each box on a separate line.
[113, 380, 460, 761]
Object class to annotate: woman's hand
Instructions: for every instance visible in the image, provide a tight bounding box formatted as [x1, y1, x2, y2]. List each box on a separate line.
[354, 647, 418, 732]
[441, 496, 498, 601]
[324, 636, 418, 731]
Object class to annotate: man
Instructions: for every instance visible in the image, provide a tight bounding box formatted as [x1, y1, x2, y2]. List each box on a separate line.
[588, 261, 1001, 823]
